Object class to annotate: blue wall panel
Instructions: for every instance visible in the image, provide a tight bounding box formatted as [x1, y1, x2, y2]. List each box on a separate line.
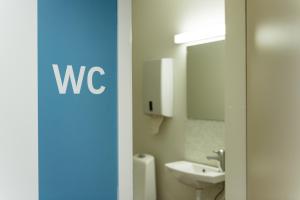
[38, 0, 118, 199]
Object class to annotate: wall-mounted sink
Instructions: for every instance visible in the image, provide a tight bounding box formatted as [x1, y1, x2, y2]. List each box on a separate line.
[165, 161, 225, 189]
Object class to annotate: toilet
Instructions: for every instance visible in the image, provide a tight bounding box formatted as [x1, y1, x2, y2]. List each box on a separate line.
[133, 154, 157, 200]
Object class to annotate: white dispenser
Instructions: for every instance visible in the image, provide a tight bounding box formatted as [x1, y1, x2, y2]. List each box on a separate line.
[143, 58, 173, 117]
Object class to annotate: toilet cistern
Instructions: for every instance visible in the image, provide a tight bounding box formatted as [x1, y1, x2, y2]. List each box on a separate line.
[206, 149, 225, 172]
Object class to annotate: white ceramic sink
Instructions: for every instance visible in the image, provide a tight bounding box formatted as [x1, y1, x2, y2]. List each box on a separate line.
[165, 161, 225, 189]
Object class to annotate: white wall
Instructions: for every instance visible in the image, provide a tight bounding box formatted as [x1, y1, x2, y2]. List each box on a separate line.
[0, 1, 38, 200]
[132, 0, 225, 199]
[0, 1, 132, 200]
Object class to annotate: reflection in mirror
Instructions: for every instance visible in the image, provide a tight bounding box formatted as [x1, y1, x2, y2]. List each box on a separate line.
[187, 41, 225, 121]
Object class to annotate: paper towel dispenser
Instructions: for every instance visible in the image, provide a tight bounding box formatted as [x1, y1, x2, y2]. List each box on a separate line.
[143, 58, 173, 117]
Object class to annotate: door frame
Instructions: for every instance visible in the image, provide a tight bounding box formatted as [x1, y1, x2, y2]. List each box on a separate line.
[118, 0, 248, 199]
[118, 0, 133, 200]
[225, 0, 247, 199]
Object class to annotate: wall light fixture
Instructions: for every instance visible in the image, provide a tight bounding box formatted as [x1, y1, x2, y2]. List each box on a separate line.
[174, 24, 226, 45]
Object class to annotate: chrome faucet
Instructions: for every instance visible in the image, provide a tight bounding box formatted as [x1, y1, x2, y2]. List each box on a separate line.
[206, 149, 225, 172]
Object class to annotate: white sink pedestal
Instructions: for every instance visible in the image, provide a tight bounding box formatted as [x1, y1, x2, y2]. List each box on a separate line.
[196, 190, 202, 200]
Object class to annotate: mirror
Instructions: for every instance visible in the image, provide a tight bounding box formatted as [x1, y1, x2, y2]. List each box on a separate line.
[187, 41, 225, 121]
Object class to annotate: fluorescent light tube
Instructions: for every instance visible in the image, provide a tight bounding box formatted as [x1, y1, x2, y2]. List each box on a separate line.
[174, 24, 226, 45]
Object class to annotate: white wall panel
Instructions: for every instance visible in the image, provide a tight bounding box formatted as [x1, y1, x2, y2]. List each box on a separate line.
[0, 1, 38, 200]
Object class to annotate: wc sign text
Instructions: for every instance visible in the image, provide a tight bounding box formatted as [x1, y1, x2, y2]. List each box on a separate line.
[52, 64, 106, 95]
